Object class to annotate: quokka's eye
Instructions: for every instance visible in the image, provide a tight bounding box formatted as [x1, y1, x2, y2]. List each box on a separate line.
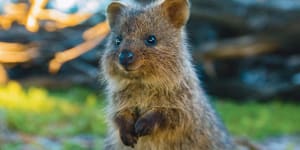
[145, 35, 157, 47]
[115, 36, 122, 46]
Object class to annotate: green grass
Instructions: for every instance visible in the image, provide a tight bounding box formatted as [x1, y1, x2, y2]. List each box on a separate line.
[0, 81, 107, 137]
[0, 81, 299, 140]
[215, 100, 300, 139]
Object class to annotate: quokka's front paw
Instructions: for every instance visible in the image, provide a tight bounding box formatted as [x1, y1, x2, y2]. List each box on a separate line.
[120, 129, 138, 148]
[135, 111, 164, 137]
[135, 117, 155, 137]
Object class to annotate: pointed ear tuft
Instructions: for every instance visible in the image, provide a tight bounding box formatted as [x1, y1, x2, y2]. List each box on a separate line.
[106, 2, 127, 28]
[161, 0, 190, 28]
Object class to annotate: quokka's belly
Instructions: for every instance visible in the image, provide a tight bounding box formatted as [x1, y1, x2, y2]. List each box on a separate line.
[134, 129, 209, 150]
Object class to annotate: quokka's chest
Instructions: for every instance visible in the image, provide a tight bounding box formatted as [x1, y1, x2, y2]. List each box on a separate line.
[112, 90, 186, 108]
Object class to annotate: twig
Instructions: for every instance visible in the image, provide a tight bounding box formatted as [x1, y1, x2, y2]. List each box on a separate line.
[48, 21, 110, 74]
[0, 42, 39, 63]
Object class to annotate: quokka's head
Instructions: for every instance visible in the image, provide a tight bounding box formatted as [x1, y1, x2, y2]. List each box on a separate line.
[102, 0, 190, 87]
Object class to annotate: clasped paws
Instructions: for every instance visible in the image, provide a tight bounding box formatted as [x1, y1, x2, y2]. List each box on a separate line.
[135, 116, 157, 137]
[119, 128, 138, 148]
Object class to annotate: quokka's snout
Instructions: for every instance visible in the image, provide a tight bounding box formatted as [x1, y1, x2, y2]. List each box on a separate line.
[114, 45, 144, 72]
[118, 49, 135, 69]
[113, 34, 158, 72]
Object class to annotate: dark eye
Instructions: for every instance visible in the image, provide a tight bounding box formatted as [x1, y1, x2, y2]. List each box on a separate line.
[145, 35, 157, 47]
[115, 36, 122, 46]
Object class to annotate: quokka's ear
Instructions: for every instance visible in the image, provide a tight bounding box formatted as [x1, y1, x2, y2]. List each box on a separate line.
[161, 0, 190, 28]
[106, 2, 127, 28]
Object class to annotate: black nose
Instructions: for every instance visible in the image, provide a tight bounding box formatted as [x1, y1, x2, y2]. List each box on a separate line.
[119, 50, 135, 67]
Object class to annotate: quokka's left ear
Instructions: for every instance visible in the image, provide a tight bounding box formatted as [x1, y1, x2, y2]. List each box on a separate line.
[106, 1, 128, 28]
[161, 0, 190, 28]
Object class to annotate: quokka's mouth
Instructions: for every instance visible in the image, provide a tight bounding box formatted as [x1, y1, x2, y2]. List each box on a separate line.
[116, 62, 142, 73]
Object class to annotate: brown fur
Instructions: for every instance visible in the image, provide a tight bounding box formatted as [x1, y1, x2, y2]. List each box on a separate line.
[101, 0, 235, 149]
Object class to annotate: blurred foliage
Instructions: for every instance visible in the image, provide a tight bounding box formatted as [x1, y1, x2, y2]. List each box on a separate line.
[0, 144, 22, 150]
[0, 82, 299, 141]
[216, 100, 300, 139]
[0, 81, 106, 137]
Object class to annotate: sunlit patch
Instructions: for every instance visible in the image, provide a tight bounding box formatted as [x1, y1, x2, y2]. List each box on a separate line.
[50, 0, 78, 12]
[0, 81, 107, 137]
[0, 2, 28, 30]
[0, 81, 79, 114]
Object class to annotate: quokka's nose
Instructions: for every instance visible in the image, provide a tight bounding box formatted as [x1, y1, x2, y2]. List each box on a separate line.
[119, 50, 135, 67]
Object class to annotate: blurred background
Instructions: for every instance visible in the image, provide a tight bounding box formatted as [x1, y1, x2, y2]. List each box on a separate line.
[0, 0, 299, 149]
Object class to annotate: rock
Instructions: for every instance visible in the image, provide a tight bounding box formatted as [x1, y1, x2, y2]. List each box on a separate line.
[261, 135, 300, 150]
[0, 131, 104, 150]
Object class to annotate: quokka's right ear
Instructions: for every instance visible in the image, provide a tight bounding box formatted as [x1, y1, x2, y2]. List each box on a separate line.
[161, 0, 190, 28]
[106, 2, 127, 28]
